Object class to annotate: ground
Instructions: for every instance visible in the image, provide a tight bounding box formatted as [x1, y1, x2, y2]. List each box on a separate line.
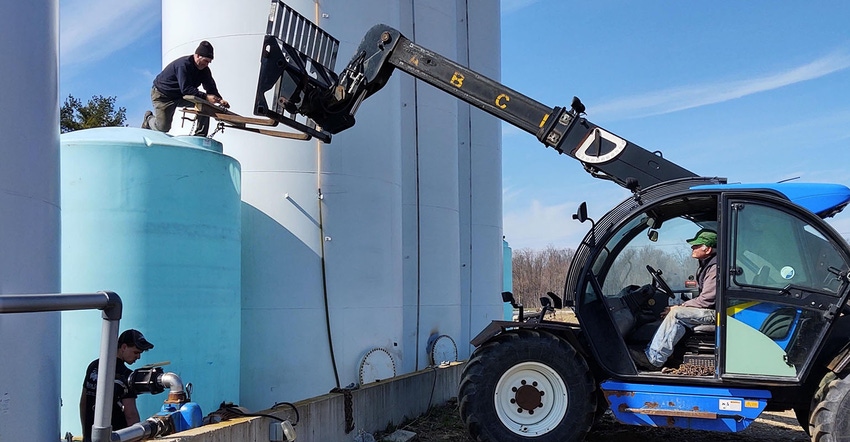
[383, 398, 809, 442]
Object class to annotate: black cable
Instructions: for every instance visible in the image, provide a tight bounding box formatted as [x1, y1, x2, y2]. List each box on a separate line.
[426, 364, 437, 411]
[318, 187, 342, 389]
[217, 403, 300, 426]
[272, 402, 300, 425]
[400, 365, 439, 431]
[410, 6, 422, 371]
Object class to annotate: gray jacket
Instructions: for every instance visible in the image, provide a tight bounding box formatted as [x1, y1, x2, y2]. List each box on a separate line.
[682, 254, 717, 309]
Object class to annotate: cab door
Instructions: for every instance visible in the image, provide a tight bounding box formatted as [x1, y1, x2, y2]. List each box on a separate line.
[720, 195, 850, 381]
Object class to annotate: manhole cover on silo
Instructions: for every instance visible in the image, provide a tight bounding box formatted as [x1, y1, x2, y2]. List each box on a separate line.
[429, 335, 457, 366]
[358, 347, 396, 385]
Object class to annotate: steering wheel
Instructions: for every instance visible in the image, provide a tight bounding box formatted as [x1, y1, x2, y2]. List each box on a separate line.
[646, 265, 675, 299]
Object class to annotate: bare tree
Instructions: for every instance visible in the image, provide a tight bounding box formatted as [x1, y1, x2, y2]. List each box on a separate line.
[513, 244, 695, 307]
[511, 246, 575, 308]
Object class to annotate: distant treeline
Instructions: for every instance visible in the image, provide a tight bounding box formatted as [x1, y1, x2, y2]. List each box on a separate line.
[511, 246, 575, 309]
[511, 245, 694, 309]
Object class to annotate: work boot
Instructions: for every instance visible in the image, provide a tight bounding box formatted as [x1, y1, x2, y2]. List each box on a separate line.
[141, 110, 153, 129]
[629, 348, 662, 372]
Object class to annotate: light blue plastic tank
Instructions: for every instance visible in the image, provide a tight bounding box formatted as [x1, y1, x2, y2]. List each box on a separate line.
[503, 239, 513, 320]
[59, 128, 241, 434]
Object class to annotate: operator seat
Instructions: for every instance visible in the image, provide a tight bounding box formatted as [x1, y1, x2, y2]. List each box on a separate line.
[683, 324, 716, 354]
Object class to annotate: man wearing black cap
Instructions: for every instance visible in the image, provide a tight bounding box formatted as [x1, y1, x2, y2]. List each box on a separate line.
[142, 40, 229, 136]
[79, 329, 154, 442]
[630, 229, 718, 371]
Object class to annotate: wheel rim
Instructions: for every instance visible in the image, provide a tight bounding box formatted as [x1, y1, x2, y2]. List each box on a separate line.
[494, 361, 568, 436]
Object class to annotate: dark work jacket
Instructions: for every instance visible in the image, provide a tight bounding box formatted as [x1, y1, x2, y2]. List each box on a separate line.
[81, 358, 136, 441]
[153, 55, 220, 99]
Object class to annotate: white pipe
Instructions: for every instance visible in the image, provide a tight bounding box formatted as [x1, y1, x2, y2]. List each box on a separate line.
[91, 320, 121, 442]
[0, 292, 122, 442]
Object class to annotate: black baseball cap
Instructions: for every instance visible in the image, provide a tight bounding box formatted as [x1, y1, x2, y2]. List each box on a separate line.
[118, 329, 154, 351]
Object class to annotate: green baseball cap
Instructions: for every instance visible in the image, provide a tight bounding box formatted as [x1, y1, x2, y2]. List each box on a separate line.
[687, 229, 717, 247]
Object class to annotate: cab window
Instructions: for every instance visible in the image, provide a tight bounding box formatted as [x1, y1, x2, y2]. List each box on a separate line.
[595, 195, 718, 299]
[724, 200, 850, 378]
[732, 203, 846, 294]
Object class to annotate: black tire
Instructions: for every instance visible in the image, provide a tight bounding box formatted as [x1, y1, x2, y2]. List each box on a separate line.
[810, 372, 850, 441]
[458, 329, 596, 442]
[797, 372, 837, 435]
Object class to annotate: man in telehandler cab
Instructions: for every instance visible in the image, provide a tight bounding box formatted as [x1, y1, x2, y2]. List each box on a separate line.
[631, 229, 718, 371]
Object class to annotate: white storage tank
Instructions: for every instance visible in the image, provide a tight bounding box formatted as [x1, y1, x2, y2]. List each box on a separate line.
[161, 0, 502, 408]
[0, 1, 61, 440]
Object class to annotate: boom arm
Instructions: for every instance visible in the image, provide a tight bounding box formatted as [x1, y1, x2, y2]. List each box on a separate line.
[254, 8, 696, 190]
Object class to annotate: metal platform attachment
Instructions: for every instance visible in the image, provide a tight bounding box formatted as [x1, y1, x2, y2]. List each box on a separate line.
[180, 95, 309, 140]
[255, 1, 341, 142]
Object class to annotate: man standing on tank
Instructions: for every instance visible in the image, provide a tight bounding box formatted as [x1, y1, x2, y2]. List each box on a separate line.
[79, 329, 154, 442]
[142, 40, 229, 136]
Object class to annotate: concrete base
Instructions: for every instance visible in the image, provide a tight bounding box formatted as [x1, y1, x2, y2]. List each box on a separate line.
[381, 429, 418, 441]
[159, 362, 464, 442]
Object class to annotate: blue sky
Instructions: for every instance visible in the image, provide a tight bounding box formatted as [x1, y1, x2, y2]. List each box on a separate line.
[60, 0, 850, 250]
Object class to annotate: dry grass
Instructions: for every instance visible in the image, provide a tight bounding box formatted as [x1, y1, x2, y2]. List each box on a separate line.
[380, 401, 807, 442]
[376, 398, 471, 442]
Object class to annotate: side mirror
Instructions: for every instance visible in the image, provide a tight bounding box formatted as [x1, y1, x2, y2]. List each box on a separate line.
[501, 291, 519, 308]
[573, 202, 588, 223]
[546, 291, 563, 309]
[647, 230, 658, 242]
[503, 291, 524, 322]
[573, 202, 596, 247]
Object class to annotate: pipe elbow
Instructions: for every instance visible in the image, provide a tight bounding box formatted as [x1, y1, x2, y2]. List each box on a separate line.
[159, 372, 188, 403]
[99, 291, 122, 320]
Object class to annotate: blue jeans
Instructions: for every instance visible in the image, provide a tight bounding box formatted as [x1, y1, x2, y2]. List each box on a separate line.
[646, 306, 715, 367]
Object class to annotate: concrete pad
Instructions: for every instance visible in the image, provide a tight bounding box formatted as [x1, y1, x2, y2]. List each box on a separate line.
[381, 429, 418, 442]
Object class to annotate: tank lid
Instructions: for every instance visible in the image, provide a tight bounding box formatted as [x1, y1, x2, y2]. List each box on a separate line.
[175, 135, 224, 153]
[60, 127, 220, 152]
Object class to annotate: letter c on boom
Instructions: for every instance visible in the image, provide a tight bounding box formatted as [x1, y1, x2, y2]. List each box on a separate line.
[496, 94, 510, 109]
